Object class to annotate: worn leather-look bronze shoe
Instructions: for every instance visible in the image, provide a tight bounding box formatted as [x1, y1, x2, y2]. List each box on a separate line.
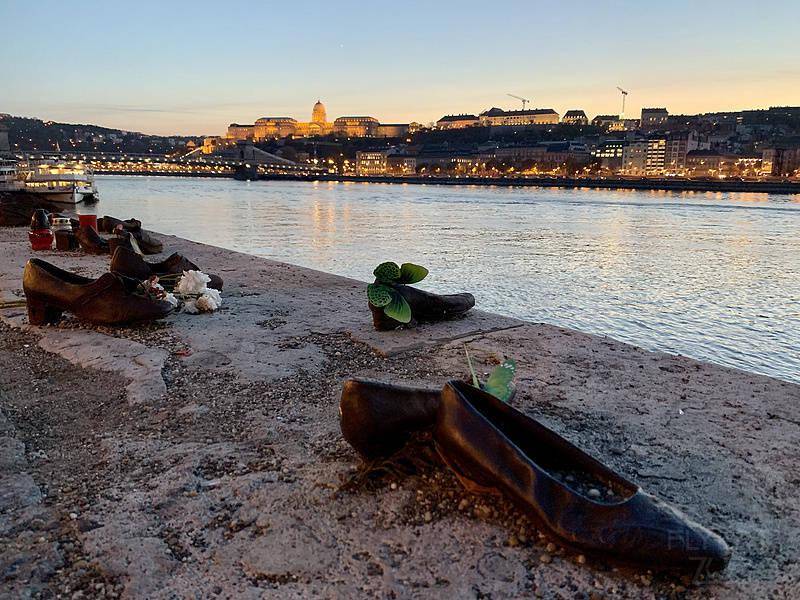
[98, 215, 142, 233]
[370, 285, 475, 331]
[339, 378, 440, 461]
[98, 215, 162, 254]
[110, 246, 223, 290]
[434, 380, 731, 572]
[75, 225, 109, 254]
[22, 258, 174, 326]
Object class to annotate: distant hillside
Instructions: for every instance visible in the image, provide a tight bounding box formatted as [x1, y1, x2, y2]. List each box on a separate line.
[0, 114, 201, 154]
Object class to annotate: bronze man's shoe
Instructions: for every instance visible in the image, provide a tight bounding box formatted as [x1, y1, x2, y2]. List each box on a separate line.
[75, 225, 110, 254]
[370, 285, 475, 331]
[110, 246, 224, 290]
[433, 380, 731, 573]
[98, 215, 162, 255]
[339, 378, 440, 461]
[22, 258, 174, 326]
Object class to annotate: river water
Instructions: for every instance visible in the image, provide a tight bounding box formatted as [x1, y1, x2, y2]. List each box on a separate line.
[88, 176, 800, 383]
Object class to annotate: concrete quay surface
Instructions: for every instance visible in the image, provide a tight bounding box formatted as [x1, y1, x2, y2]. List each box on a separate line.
[0, 225, 798, 599]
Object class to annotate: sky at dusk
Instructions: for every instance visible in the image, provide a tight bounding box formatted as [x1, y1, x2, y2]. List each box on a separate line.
[2, 0, 799, 136]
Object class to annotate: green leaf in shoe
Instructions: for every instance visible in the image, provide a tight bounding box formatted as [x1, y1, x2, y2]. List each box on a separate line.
[373, 262, 401, 283]
[383, 290, 412, 323]
[399, 263, 429, 284]
[367, 283, 393, 308]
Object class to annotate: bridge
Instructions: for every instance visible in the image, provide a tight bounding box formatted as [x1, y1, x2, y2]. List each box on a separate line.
[15, 147, 323, 178]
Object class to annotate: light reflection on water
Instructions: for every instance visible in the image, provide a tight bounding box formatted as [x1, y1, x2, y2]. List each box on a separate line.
[91, 176, 800, 384]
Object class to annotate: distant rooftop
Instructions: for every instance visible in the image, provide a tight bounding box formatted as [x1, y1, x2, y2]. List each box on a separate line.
[480, 107, 558, 117]
[563, 110, 587, 117]
[437, 114, 478, 122]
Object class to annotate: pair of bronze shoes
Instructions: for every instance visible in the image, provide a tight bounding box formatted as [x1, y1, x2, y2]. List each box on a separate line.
[74, 216, 164, 255]
[98, 215, 163, 255]
[110, 246, 223, 291]
[22, 258, 174, 325]
[339, 379, 731, 573]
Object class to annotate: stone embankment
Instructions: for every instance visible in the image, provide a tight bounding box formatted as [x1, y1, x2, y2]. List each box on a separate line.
[260, 174, 800, 195]
[1, 226, 798, 598]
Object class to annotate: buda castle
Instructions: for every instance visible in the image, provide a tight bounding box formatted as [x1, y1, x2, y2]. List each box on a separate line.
[226, 100, 416, 141]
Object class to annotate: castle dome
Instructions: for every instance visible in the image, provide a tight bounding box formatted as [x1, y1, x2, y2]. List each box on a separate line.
[312, 100, 327, 124]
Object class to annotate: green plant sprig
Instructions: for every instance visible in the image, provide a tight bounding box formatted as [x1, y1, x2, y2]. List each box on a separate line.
[367, 261, 428, 323]
[465, 345, 517, 402]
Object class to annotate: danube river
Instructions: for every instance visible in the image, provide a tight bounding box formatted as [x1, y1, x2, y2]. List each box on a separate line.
[91, 176, 800, 384]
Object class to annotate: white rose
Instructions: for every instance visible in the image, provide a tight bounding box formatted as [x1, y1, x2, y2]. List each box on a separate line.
[202, 287, 222, 307]
[176, 270, 212, 295]
[195, 293, 220, 312]
[182, 299, 200, 314]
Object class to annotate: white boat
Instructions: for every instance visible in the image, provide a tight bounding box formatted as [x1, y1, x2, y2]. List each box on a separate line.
[18, 159, 99, 204]
[0, 159, 24, 192]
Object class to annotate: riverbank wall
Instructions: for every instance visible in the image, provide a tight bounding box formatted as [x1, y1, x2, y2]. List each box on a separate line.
[0, 225, 798, 597]
[261, 173, 800, 194]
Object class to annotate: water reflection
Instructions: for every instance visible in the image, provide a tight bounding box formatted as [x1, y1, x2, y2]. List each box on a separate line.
[93, 176, 800, 384]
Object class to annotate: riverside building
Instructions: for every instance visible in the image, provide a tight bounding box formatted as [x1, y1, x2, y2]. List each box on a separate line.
[226, 100, 392, 140]
[479, 107, 560, 126]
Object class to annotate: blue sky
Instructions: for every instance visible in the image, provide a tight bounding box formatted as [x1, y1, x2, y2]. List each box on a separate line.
[2, 0, 798, 135]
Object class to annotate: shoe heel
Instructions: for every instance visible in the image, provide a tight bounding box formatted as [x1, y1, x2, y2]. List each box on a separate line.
[26, 297, 64, 325]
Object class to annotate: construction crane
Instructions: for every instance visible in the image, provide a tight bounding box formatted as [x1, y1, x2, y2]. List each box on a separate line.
[507, 93, 530, 110]
[617, 87, 628, 118]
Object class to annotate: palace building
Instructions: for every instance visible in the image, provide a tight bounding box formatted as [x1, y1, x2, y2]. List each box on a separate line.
[227, 100, 400, 141]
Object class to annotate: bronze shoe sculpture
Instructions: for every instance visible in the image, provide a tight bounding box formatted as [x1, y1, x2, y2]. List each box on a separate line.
[370, 285, 475, 331]
[98, 215, 162, 255]
[110, 246, 223, 290]
[98, 215, 141, 233]
[22, 258, 174, 326]
[339, 378, 731, 573]
[75, 225, 110, 254]
[340, 378, 440, 461]
[434, 380, 731, 573]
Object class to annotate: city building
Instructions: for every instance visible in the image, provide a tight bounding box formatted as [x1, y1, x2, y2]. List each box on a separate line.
[645, 137, 666, 174]
[436, 114, 479, 129]
[334, 116, 380, 137]
[663, 131, 703, 173]
[621, 137, 667, 175]
[226, 123, 254, 141]
[591, 115, 621, 130]
[761, 147, 800, 177]
[201, 136, 233, 154]
[621, 140, 648, 175]
[593, 140, 626, 171]
[387, 155, 417, 175]
[356, 150, 388, 175]
[375, 124, 410, 138]
[478, 107, 560, 127]
[562, 110, 589, 126]
[640, 108, 669, 131]
[254, 117, 298, 140]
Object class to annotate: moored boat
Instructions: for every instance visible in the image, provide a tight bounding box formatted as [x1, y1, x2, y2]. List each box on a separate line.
[0, 159, 25, 192]
[18, 159, 99, 204]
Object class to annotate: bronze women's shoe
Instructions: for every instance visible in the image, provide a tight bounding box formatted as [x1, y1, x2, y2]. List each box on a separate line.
[98, 215, 162, 254]
[434, 380, 731, 573]
[110, 246, 224, 290]
[370, 285, 475, 331]
[98, 215, 142, 233]
[339, 378, 440, 461]
[75, 225, 109, 254]
[22, 258, 174, 326]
